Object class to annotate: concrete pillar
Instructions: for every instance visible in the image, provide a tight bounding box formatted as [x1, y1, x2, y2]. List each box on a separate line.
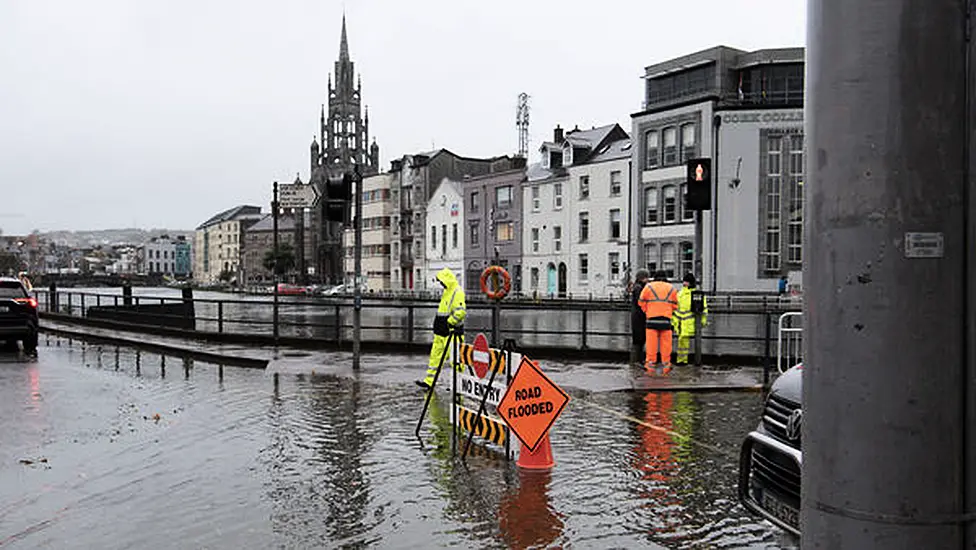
[122, 283, 133, 307]
[804, 0, 970, 547]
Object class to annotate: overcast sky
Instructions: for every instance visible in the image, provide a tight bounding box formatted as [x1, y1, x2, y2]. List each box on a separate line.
[0, 0, 806, 235]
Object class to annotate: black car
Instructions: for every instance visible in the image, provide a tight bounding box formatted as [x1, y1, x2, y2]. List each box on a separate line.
[0, 277, 39, 354]
[738, 363, 803, 536]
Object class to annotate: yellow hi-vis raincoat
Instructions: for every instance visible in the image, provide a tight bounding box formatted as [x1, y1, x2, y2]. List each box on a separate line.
[673, 286, 708, 364]
[424, 268, 467, 385]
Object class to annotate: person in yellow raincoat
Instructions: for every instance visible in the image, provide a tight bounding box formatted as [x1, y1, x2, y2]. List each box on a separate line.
[418, 268, 467, 389]
[673, 272, 708, 365]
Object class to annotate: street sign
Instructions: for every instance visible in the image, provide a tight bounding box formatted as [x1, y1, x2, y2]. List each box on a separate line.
[471, 333, 491, 378]
[278, 183, 319, 209]
[497, 356, 570, 452]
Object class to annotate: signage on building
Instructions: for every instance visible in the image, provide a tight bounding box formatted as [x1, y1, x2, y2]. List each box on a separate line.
[278, 184, 320, 209]
[720, 111, 804, 125]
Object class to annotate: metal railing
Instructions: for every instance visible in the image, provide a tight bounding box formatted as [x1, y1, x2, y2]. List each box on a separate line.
[34, 287, 801, 366]
[777, 312, 803, 373]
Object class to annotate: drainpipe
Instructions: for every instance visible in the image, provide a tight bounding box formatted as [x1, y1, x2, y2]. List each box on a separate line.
[626, 159, 633, 282]
[711, 113, 721, 294]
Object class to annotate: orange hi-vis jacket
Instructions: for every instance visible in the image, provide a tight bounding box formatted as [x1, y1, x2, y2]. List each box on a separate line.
[639, 280, 678, 330]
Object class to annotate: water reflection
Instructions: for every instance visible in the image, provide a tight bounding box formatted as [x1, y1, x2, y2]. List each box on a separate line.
[498, 469, 565, 549]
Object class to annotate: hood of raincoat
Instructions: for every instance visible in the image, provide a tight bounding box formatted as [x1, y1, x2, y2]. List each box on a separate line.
[436, 268, 459, 289]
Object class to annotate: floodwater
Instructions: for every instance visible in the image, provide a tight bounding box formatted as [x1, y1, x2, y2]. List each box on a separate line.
[43, 287, 794, 358]
[0, 338, 797, 549]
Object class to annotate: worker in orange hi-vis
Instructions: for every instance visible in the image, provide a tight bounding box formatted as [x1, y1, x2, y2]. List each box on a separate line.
[639, 270, 679, 373]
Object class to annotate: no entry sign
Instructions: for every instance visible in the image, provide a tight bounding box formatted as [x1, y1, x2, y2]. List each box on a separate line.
[497, 356, 570, 452]
[471, 333, 491, 379]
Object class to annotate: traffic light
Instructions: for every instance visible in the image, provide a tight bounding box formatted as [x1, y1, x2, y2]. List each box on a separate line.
[323, 172, 353, 223]
[685, 158, 712, 211]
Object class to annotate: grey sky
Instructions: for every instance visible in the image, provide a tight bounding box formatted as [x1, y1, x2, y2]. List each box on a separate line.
[0, 0, 806, 235]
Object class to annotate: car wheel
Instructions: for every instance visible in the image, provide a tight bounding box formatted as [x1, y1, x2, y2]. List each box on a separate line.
[22, 330, 38, 354]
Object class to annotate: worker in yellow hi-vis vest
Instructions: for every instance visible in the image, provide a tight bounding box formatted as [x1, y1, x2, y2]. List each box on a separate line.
[417, 268, 467, 389]
[673, 273, 708, 365]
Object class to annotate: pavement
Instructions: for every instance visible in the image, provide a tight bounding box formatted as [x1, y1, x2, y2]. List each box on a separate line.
[39, 318, 768, 394]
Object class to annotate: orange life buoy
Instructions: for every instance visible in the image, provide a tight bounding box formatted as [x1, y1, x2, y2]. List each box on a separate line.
[480, 265, 512, 300]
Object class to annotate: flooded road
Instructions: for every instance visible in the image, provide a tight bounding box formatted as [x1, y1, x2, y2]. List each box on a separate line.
[0, 339, 797, 549]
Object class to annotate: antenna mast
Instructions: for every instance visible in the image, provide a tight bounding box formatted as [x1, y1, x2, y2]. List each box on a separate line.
[516, 92, 530, 158]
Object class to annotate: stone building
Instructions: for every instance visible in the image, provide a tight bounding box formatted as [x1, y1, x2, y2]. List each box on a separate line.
[193, 205, 262, 284]
[306, 16, 381, 285]
[242, 212, 314, 284]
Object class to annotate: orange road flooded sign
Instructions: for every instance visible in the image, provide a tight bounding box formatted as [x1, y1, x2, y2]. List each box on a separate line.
[497, 356, 570, 452]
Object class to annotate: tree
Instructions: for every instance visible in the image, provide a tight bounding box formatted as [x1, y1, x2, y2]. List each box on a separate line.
[218, 269, 234, 283]
[263, 242, 296, 277]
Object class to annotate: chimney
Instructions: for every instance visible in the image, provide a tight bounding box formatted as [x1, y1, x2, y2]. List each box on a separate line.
[553, 125, 564, 143]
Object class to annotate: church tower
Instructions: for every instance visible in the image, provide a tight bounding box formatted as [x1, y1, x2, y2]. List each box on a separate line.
[315, 15, 378, 177]
[308, 15, 380, 284]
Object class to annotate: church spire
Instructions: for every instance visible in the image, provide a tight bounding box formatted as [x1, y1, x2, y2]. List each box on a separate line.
[339, 14, 349, 62]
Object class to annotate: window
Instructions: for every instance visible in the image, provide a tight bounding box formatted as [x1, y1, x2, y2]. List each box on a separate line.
[680, 241, 694, 276]
[531, 267, 540, 289]
[579, 175, 590, 199]
[496, 221, 515, 242]
[554, 226, 562, 252]
[645, 130, 659, 169]
[579, 254, 589, 281]
[470, 223, 480, 247]
[681, 184, 695, 221]
[554, 183, 563, 209]
[579, 212, 589, 242]
[661, 243, 676, 279]
[663, 186, 677, 223]
[645, 188, 658, 225]
[663, 127, 678, 165]
[788, 135, 805, 265]
[609, 209, 621, 240]
[441, 224, 447, 256]
[609, 252, 620, 281]
[610, 171, 622, 196]
[763, 135, 784, 273]
[680, 123, 697, 162]
[644, 243, 658, 273]
[531, 228, 539, 253]
[495, 186, 512, 208]
[452, 223, 458, 249]
[531, 186, 540, 211]
[470, 191, 480, 213]
[431, 225, 437, 250]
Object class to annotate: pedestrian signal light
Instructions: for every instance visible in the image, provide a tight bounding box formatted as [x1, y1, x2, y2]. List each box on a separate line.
[685, 158, 712, 211]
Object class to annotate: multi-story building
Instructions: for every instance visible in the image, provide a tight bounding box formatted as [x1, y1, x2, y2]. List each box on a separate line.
[522, 124, 630, 298]
[242, 212, 314, 284]
[423, 178, 464, 289]
[142, 235, 192, 277]
[389, 150, 518, 291]
[193, 205, 262, 284]
[306, 16, 380, 284]
[461, 164, 527, 295]
[630, 46, 804, 292]
[565, 128, 632, 298]
[342, 171, 394, 290]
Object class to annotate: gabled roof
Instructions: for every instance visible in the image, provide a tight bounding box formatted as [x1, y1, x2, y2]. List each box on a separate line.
[245, 213, 298, 233]
[196, 205, 262, 230]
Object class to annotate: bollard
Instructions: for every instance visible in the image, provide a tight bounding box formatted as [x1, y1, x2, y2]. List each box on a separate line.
[217, 302, 224, 333]
[48, 282, 57, 313]
[181, 287, 195, 328]
[122, 284, 133, 306]
[580, 309, 588, 350]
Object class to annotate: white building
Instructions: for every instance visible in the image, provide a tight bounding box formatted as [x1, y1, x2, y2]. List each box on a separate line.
[343, 172, 394, 290]
[566, 137, 631, 298]
[423, 178, 465, 288]
[522, 123, 630, 297]
[193, 205, 263, 284]
[630, 46, 804, 292]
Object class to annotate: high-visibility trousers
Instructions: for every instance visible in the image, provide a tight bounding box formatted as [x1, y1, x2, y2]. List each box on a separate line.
[645, 328, 673, 367]
[676, 334, 692, 364]
[424, 333, 465, 385]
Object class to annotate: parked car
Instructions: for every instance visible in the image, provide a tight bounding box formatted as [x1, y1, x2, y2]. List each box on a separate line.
[0, 277, 39, 354]
[738, 362, 803, 536]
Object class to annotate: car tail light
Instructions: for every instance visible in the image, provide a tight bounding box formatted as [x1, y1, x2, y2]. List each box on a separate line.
[15, 297, 38, 309]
